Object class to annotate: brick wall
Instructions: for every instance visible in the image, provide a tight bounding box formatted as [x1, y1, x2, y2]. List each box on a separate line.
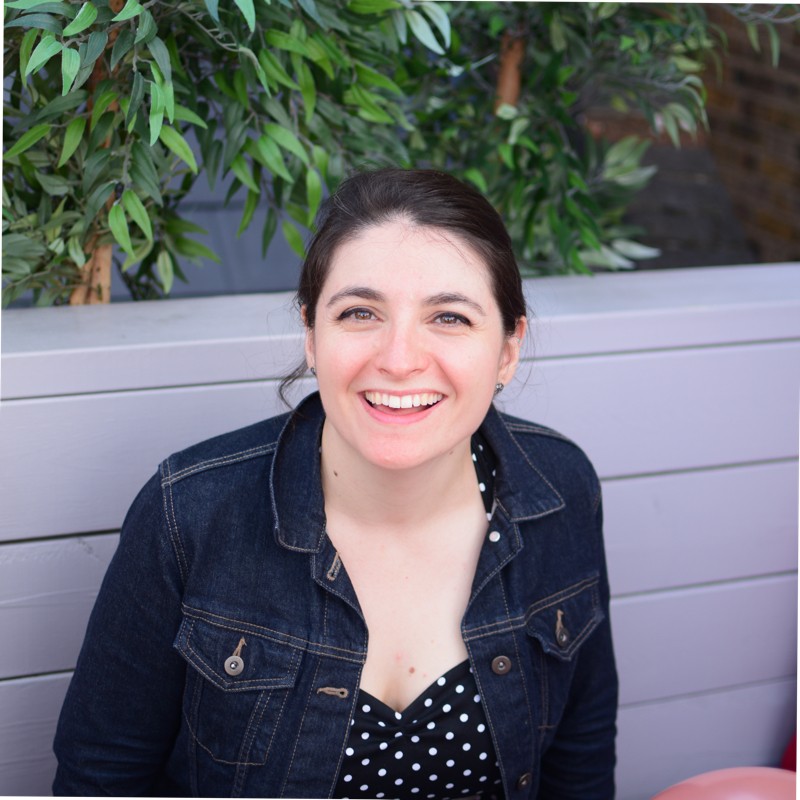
[704, 6, 800, 263]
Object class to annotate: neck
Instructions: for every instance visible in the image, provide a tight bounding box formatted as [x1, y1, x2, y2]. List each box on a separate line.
[320, 423, 478, 530]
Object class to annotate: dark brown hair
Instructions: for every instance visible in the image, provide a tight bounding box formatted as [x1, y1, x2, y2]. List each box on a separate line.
[280, 168, 527, 403]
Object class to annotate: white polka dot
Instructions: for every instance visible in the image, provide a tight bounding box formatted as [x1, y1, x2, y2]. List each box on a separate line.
[429, 774, 438, 781]
[442, 703, 451, 713]
[473, 694, 481, 703]
[462, 790, 471, 795]
[412, 762, 421, 771]
[478, 443, 484, 451]
[462, 742, 471, 751]
[424, 698, 433, 707]
[361, 757, 370, 766]
[464, 769, 472, 777]
[480, 776, 488, 782]
[362, 703, 371, 713]
[459, 713, 469, 722]
[477, 723, 486, 733]
[379, 742, 388, 750]
[377, 794, 385, 799]
[445, 731, 455, 740]
[446, 783, 454, 790]
[395, 711, 402, 720]
[350, 718, 354, 725]
[455, 684, 465, 694]
[378, 768, 387, 777]
[360, 732, 369, 740]
[446, 759, 455, 767]
[343, 775, 352, 783]
[378, 720, 386, 727]
[479, 482, 486, 492]
[428, 747, 438, 756]
[345, 746, 354, 756]
[360, 786, 368, 793]
[426, 721, 435, 730]
[411, 735, 420, 743]
[412, 789, 420, 795]
[395, 731, 403, 738]
[472, 453, 477, 461]
[395, 779, 403, 786]
[488, 531, 500, 542]
[437, 676, 446, 686]
[479, 752, 488, 760]
[486, 512, 492, 520]
[395, 750, 404, 759]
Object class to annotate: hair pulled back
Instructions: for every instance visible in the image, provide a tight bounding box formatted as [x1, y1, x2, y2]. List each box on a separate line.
[281, 168, 527, 403]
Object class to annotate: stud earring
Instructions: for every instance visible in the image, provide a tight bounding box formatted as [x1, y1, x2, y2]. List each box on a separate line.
[309, 366, 316, 377]
[494, 382, 504, 397]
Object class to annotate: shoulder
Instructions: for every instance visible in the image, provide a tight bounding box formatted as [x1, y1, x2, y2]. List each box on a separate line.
[159, 411, 291, 488]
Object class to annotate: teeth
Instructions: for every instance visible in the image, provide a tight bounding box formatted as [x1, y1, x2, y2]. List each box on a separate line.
[365, 391, 443, 409]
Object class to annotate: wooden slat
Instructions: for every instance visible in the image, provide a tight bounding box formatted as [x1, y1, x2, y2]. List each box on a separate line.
[616, 678, 796, 800]
[0, 534, 118, 680]
[4, 340, 797, 541]
[602, 460, 798, 596]
[0, 672, 70, 795]
[500, 340, 800, 476]
[4, 265, 799, 400]
[612, 574, 797, 706]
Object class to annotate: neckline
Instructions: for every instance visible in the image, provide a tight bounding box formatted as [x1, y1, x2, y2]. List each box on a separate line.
[357, 658, 471, 719]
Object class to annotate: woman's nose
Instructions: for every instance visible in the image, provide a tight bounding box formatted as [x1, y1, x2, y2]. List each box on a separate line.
[374, 322, 429, 376]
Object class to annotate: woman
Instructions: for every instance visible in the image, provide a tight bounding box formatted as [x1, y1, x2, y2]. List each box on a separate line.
[54, 169, 617, 798]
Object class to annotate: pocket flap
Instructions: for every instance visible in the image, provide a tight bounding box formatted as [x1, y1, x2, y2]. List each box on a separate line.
[524, 575, 604, 662]
[174, 612, 303, 692]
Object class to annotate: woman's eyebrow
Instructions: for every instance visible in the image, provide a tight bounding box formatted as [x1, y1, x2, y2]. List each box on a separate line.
[326, 286, 385, 306]
[425, 292, 486, 315]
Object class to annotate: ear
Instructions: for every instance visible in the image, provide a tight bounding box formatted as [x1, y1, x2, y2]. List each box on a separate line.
[301, 306, 315, 371]
[497, 316, 527, 386]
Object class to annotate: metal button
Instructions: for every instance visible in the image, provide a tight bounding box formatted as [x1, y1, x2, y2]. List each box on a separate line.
[517, 772, 532, 790]
[224, 656, 244, 676]
[488, 530, 501, 543]
[555, 609, 570, 648]
[491, 655, 512, 675]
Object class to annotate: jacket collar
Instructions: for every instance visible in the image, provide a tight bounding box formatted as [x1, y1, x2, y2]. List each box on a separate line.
[271, 392, 564, 553]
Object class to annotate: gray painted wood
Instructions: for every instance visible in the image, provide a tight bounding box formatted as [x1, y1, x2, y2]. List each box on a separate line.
[0, 264, 798, 797]
[616, 677, 796, 800]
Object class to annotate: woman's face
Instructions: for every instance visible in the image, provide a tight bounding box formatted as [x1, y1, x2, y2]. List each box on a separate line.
[305, 219, 526, 472]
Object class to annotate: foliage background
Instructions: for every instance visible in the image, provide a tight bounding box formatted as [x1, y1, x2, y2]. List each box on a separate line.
[3, 0, 798, 306]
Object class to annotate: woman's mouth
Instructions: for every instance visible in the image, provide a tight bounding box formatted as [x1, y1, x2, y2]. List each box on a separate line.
[363, 391, 443, 411]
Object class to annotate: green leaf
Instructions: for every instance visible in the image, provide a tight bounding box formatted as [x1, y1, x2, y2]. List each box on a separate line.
[172, 236, 220, 262]
[305, 168, 322, 225]
[159, 126, 198, 173]
[297, 60, 316, 122]
[121, 189, 153, 241]
[767, 24, 780, 67]
[134, 9, 156, 44]
[35, 172, 71, 196]
[126, 70, 145, 127]
[233, 0, 255, 32]
[25, 35, 63, 77]
[259, 49, 298, 90]
[405, 9, 444, 55]
[110, 27, 135, 71]
[746, 22, 760, 53]
[261, 207, 277, 257]
[5, 0, 56, 8]
[237, 190, 258, 237]
[67, 235, 87, 268]
[19, 29, 40, 79]
[549, 13, 566, 53]
[61, 1, 97, 35]
[5, 124, 52, 159]
[147, 37, 172, 84]
[5, 13, 63, 34]
[174, 104, 208, 130]
[156, 249, 174, 293]
[264, 123, 309, 165]
[355, 63, 403, 96]
[230, 154, 260, 193]
[83, 29, 108, 65]
[90, 90, 118, 130]
[204, 0, 219, 21]
[112, 0, 143, 22]
[255, 135, 293, 182]
[349, 0, 402, 13]
[149, 82, 164, 145]
[108, 203, 135, 256]
[130, 141, 162, 203]
[61, 46, 80, 94]
[419, 2, 451, 49]
[57, 116, 86, 167]
[611, 238, 660, 260]
[463, 167, 487, 193]
[282, 219, 306, 257]
[265, 29, 310, 56]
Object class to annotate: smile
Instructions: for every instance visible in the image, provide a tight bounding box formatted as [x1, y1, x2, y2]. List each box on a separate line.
[363, 391, 443, 409]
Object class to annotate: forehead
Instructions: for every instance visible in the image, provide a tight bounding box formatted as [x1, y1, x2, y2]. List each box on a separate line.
[323, 220, 494, 295]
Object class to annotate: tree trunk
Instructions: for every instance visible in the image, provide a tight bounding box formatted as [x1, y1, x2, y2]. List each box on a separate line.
[495, 32, 525, 110]
[69, 0, 124, 305]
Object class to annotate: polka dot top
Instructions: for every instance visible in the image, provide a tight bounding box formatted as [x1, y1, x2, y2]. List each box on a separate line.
[333, 435, 502, 800]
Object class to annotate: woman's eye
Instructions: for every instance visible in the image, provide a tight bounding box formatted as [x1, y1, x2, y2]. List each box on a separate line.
[436, 312, 470, 326]
[340, 307, 375, 322]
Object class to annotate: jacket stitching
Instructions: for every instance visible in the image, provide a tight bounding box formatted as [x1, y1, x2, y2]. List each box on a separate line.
[161, 459, 188, 583]
[164, 444, 277, 485]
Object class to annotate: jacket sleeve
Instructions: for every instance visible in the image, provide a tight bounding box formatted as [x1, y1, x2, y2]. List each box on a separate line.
[537, 485, 618, 800]
[53, 470, 186, 796]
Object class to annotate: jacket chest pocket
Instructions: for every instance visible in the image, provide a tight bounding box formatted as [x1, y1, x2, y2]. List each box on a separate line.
[175, 614, 303, 766]
[524, 576, 604, 727]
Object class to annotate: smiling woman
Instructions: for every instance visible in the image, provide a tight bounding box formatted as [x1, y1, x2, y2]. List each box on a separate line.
[52, 170, 618, 799]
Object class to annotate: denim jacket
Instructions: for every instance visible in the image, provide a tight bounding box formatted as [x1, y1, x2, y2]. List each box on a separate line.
[53, 392, 617, 798]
